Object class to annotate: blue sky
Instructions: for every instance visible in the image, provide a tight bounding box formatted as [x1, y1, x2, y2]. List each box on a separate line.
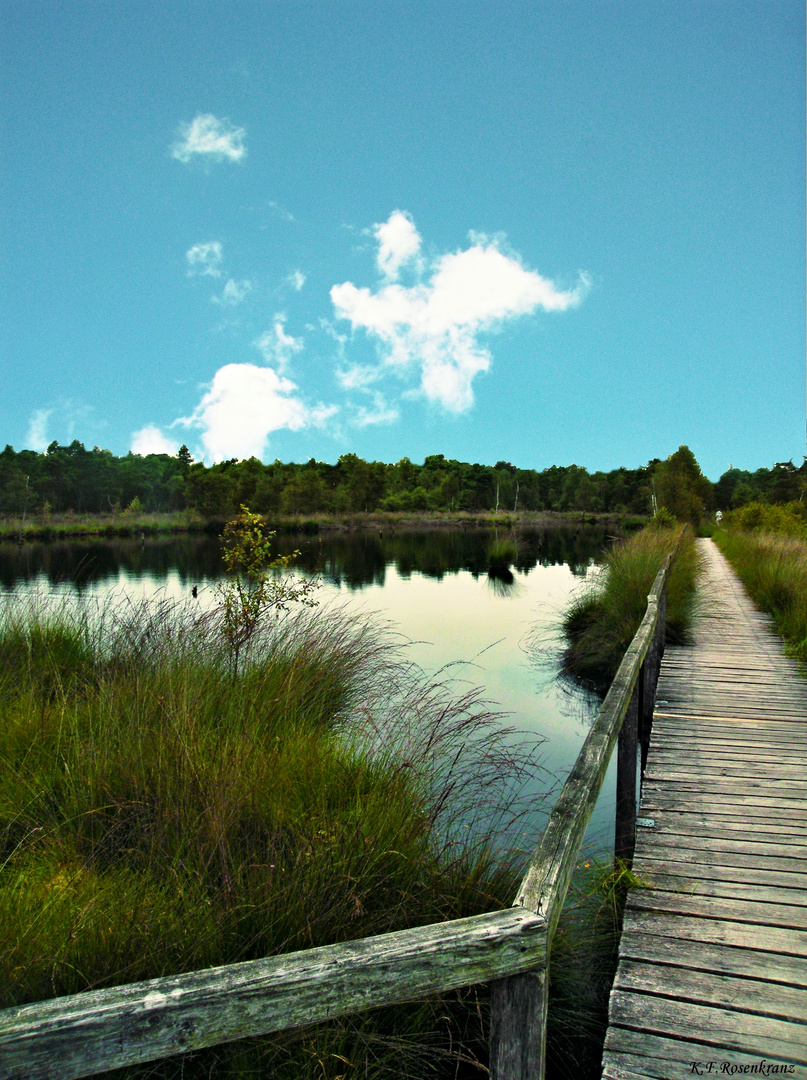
[1, 1, 804, 480]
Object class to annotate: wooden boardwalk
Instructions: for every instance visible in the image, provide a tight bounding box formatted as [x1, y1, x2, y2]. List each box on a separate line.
[602, 538, 807, 1079]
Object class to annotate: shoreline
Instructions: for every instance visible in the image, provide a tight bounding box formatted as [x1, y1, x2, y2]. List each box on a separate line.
[0, 509, 644, 545]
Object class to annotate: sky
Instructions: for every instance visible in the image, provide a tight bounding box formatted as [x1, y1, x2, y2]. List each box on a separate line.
[1, 1, 804, 481]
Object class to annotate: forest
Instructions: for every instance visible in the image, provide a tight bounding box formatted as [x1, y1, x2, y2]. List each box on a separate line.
[0, 440, 803, 521]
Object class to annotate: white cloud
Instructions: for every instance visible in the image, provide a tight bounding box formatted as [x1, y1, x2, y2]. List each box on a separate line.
[353, 393, 400, 427]
[178, 364, 337, 463]
[255, 316, 303, 372]
[214, 278, 253, 305]
[186, 242, 223, 278]
[375, 210, 421, 280]
[172, 114, 246, 164]
[26, 409, 52, 451]
[331, 215, 590, 412]
[130, 426, 179, 456]
[287, 270, 306, 291]
[336, 364, 380, 391]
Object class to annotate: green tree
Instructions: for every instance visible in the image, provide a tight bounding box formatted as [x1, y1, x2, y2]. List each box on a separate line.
[654, 445, 712, 527]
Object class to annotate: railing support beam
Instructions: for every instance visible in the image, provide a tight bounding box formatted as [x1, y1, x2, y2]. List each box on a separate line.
[489, 968, 548, 1080]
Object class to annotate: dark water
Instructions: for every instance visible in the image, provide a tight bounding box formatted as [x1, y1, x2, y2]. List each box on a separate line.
[0, 523, 603, 592]
[0, 523, 617, 854]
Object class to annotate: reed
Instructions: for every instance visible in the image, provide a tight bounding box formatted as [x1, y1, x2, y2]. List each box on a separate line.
[0, 591, 552, 1077]
[560, 522, 700, 689]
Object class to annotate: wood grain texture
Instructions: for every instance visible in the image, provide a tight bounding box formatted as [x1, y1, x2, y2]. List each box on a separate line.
[0, 908, 546, 1080]
[603, 539, 807, 1080]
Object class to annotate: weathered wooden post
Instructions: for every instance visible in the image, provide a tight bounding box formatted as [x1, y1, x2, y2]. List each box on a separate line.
[489, 968, 549, 1080]
[614, 679, 639, 865]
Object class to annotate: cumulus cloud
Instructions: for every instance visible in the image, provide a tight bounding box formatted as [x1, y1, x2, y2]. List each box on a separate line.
[214, 279, 253, 305]
[255, 316, 303, 372]
[287, 270, 306, 291]
[186, 242, 223, 277]
[375, 210, 421, 280]
[172, 114, 246, 163]
[130, 426, 179, 456]
[331, 212, 590, 412]
[178, 364, 337, 463]
[26, 409, 52, 451]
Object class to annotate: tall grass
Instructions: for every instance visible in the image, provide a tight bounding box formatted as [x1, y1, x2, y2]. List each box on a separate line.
[713, 529, 807, 662]
[560, 523, 700, 690]
[0, 592, 559, 1077]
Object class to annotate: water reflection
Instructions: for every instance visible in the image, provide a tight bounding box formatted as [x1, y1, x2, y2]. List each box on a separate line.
[0, 524, 609, 594]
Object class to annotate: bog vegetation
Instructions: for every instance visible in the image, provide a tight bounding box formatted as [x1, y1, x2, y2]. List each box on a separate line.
[561, 521, 700, 690]
[714, 501, 807, 663]
[0, 507, 624, 1077]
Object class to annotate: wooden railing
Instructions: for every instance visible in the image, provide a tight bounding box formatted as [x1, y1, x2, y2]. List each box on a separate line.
[0, 557, 672, 1080]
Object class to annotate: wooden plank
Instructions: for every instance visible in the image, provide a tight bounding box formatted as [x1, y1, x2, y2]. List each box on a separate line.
[647, 746, 806, 764]
[0, 907, 546, 1080]
[613, 959, 807, 1021]
[626, 888, 807, 930]
[639, 785, 807, 811]
[634, 831, 807, 862]
[651, 735, 807, 753]
[636, 846, 807, 877]
[652, 711, 807, 727]
[621, 906, 807, 958]
[616, 929, 807, 987]
[603, 1030, 806, 1080]
[638, 788, 807, 818]
[639, 811, 807, 837]
[636, 872, 807, 908]
[634, 855, 807, 892]
[642, 770, 807, 792]
[649, 745, 807, 763]
[653, 717, 807, 733]
[608, 992, 807, 1060]
[644, 763, 807, 782]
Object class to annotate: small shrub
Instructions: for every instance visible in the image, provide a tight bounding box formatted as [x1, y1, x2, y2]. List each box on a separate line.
[218, 505, 320, 674]
[724, 501, 807, 538]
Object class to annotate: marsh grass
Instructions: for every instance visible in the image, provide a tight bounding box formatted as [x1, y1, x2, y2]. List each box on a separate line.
[714, 529, 807, 662]
[0, 591, 555, 1077]
[485, 534, 520, 571]
[560, 524, 700, 690]
[0, 510, 209, 543]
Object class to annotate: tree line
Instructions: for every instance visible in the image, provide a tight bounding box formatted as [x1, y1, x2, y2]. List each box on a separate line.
[0, 439, 803, 523]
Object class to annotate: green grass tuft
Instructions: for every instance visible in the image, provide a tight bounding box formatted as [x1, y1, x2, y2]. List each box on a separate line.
[560, 524, 700, 690]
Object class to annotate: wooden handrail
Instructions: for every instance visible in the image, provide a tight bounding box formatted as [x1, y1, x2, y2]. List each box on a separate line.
[0, 909, 546, 1080]
[489, 555, 671, 1078]
[0, 553, 675, 1080]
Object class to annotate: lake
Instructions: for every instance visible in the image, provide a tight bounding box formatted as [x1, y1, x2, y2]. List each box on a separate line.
[0, 522, 618, 857]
